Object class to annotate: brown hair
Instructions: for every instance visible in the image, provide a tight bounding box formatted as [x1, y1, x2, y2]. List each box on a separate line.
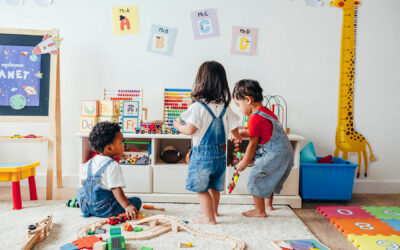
[232, 79, 264, 102]
[191, 61, 231, 106]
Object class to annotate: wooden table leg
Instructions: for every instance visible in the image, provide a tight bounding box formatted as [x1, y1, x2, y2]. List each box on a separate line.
[28, 176, 38, 200]
[12, 181, 22, 210]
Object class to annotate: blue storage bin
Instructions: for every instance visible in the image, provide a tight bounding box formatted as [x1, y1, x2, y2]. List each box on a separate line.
[300, 157, 357, 200]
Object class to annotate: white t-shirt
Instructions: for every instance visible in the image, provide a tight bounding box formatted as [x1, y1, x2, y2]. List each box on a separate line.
[79, 155, 126, 190]
[181, 102, 240, 146]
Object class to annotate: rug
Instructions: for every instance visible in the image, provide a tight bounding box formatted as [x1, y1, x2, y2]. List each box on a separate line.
[0, 201, 316, 250]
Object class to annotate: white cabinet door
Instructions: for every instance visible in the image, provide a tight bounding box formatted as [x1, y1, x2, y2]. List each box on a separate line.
[121, 165, 152, 193]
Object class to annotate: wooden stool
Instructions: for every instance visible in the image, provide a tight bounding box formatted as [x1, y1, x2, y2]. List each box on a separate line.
[0, 162, 39, 209]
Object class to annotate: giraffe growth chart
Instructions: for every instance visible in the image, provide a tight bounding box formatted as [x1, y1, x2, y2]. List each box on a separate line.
[330, 0, 376, 177]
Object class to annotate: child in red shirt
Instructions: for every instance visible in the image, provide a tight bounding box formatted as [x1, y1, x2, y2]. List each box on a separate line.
[233, 79, 293, 218]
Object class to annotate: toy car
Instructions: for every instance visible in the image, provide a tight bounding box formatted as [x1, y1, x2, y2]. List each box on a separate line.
[10, 134, 23, 138]
[24, 134, 37, 138]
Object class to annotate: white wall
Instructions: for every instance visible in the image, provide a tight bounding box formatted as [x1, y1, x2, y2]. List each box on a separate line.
[0, 0, 399, 193]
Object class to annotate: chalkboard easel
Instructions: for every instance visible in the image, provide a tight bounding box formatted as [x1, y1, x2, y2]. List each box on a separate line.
[0, 28, 62, 200]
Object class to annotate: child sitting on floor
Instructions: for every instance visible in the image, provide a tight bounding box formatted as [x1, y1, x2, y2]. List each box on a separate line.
[76, 121, 141, 218]
[232, 79, 294, 218]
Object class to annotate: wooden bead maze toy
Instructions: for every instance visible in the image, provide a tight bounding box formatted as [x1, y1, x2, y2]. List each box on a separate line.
[163, 88, 191, 130]
[77, 215, 246, 250]
[264, 95, 289, 134]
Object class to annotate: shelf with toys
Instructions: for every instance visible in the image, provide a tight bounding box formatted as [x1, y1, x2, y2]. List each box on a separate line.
[76, 88, 304, 208]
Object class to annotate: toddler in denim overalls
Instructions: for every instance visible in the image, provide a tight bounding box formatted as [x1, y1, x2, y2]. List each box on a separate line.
[76, 122, 142, 218]
[174, 61, 241, 224]
[233, 79, 293, 218]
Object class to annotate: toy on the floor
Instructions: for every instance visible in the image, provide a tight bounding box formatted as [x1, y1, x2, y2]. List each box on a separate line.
[143, 204, 166, 211]
[140, 247, 153, 250]
[22, 215, 52, 250]
[107, 225, 126, 250]
[10, 134, 23, 138]
[77, 215, 246, 250]
[72, 235, 101, 250]
[108, 213, 147, 225]
[66, 197, 80, 208]
[24, 134, 38, 138]
[318, 206, 400, 249]
[271, 239, 329, 250]
[179, 242, 194, 248]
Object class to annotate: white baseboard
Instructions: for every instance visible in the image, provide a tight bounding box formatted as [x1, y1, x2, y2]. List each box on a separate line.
[353, 180, 400, 194]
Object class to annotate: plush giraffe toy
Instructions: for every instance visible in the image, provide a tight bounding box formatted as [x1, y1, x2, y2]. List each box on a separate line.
[330, 0, 376, 177]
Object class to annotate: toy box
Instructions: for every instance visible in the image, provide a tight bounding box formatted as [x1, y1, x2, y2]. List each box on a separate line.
[300, 157, 357, 200]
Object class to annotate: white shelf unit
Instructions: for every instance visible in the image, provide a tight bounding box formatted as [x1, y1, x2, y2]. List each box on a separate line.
[77, 133, 304, 208]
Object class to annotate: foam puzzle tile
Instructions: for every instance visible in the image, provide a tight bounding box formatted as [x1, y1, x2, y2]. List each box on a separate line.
[317, 206, 375, 219]
[330, 218, 400, 236]
[382, 219, 400, 232]
[348, 234, 400, 250]
[363, 206, 400, 220]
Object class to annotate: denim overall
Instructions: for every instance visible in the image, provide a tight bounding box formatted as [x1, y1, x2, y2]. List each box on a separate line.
[76, 158, 141, 218]
[186, 101, 227, 193]
[247, 110, 294, 198]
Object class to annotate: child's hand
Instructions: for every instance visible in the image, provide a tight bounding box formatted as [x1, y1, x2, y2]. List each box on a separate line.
[125, 204, 138, 220]
[173, 118, 183, 131]
[230, 133, 242, 144]
[236, 161, 247, 172]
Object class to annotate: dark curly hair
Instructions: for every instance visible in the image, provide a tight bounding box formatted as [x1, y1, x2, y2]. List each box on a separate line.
[191, 61, 231, 107]
[89, 122, 121, 153]
[232, 79, 264, 102]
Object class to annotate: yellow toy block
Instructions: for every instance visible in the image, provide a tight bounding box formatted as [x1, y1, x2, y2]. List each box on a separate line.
[348, 234, 400, 250]
[81, 100, 99, 116]
[99, 100, 120, 116]
[98, 116, 119, 123]
[80, 116, 98, 133]
[122, 117, 139, 133]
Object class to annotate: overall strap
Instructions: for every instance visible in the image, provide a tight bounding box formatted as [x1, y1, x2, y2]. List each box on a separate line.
[251, 110, 274, 121]
[219, 105, 227, 119]
[87, 159, 94, 178]
[198, 101, 216, 119]
[94, 159, 114, 178]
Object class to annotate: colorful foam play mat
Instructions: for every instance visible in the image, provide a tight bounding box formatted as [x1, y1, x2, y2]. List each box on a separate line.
[317, 206, 400, 249]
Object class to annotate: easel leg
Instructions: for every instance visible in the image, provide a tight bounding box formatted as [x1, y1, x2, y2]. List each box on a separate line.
[56, 52, 62, 188]
[46, 138, 54, 200]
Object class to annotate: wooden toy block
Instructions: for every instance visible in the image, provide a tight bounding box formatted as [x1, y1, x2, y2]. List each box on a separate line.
[79, 116, 97, 133]
[362, 206, 400, 220]
[99, 100, 120, 116]
[124, 223, 133, 231]
[122, 117, 139, 133]
[348, 234, 400, 250]
[317, 206, 375, 220]
[93, 241, 107, 250]
[81, 100, 99, 116]
[143, 205, 166, 211]
[330, 218, 400, 236]
[123, 100, 140, 117]
[98, 116, 119, 123]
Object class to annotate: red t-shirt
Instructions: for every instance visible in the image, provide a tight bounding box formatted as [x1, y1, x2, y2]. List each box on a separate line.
[248, 106, 277, 144]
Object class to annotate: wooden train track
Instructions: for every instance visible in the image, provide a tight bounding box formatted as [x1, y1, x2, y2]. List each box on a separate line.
[77, 215, 246, 250]
[22, 215, 52, 250]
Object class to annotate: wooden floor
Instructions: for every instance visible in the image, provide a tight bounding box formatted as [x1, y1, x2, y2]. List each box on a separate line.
[1, 187, 399, 250]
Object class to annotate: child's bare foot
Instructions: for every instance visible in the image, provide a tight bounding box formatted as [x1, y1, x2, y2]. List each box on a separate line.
[266, 205, 274, 211]
[242, 209, 267, 218]
[215, 212, 221, 217]
[193, 216, 216, 225]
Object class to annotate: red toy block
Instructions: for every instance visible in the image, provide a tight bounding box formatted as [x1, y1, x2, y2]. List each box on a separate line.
[330, 218, 400, 236]
[72, 235, 101, 249]
[317, 206, 375, 219]
[317, 155, 333, 163]
[124, 223, 133, 231]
